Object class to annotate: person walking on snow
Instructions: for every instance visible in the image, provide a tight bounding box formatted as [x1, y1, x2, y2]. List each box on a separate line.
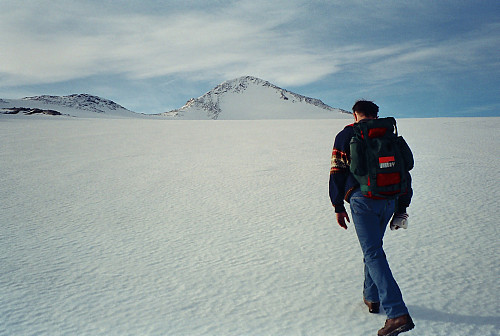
[329, 100, 414, 336]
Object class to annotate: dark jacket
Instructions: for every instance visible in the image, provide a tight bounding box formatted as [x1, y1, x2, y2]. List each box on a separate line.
[329, 124, 358, 213]
[329, 123, 412, 214]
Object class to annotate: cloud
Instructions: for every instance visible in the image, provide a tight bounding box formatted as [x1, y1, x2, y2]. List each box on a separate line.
[331, 22, 500, 87]
[0, 0, 339, 88]
[0, 0, 497, 93]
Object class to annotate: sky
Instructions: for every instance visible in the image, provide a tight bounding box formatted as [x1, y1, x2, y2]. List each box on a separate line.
[0, 0, 499, 117]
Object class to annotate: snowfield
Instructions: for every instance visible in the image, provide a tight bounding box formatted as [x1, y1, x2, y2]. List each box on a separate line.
[0, 118, 498, 336]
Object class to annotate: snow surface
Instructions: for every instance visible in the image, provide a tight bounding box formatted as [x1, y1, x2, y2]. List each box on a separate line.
[1, 118, 499, 336]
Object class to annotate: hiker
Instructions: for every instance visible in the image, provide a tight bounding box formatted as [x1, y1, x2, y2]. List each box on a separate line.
[329, 100, 414, 336]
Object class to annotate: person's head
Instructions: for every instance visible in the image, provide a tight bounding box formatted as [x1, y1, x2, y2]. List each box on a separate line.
[352, 100, 378, 122]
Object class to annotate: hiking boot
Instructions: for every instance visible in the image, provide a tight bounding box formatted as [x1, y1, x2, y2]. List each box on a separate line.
[363, 298, 380, 314]
[378, 314, 414, 336]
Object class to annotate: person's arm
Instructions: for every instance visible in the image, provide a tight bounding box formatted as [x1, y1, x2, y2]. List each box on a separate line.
[396, 172, 413, 213]
[329, 128, 352, 229]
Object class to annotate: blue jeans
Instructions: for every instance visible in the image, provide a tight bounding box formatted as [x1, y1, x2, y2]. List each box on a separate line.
[349, 189, 408, 319]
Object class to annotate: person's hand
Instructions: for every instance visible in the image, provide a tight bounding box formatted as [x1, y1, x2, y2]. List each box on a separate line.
[336, 212, 350, 230]
[390, 213, 409, 230]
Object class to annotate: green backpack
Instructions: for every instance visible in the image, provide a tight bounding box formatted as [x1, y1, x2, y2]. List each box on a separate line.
[350, 117, 414, 199]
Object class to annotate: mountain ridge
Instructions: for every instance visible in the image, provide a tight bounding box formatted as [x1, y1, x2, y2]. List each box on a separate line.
[0, 93, 142, 118]
[22, 94, 130, 114]
[1, 76, 350, 119]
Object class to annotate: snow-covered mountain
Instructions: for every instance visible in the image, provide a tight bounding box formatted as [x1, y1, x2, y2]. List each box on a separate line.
[0, 94, 142, 118]
[163, 76, 351, 120]
[0, 77, 351, 119]
[24, 94, 130, 114]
